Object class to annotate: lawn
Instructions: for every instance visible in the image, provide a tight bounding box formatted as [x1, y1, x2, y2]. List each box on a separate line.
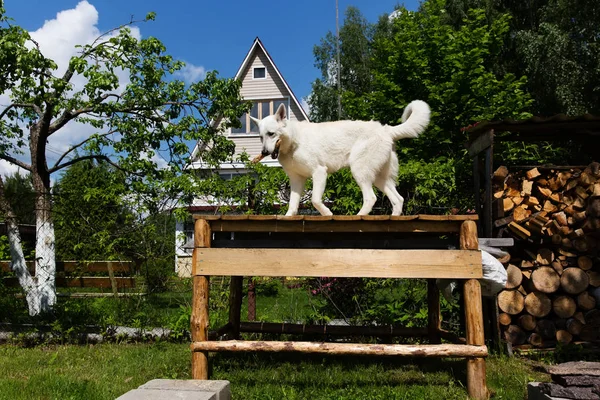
[0, 343, 549, 400]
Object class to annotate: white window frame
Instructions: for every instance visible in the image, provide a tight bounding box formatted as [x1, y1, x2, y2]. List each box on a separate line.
[228, 97, 290, 136]
[252, 66, 267, 80]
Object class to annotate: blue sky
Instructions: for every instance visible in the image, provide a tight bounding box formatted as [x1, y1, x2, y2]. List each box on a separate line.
[4, 0, 420, 104]
[1, 0, 421, 176]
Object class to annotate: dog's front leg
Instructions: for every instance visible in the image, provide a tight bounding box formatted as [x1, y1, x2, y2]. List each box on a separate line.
[285, 173, 306, 216]
[311, 167, 333, 216]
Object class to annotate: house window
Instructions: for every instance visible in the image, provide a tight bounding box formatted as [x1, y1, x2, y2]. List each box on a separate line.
[253, 67, 266, 79]
[261, 101, 270, 117]
[230, 98, 290, 134]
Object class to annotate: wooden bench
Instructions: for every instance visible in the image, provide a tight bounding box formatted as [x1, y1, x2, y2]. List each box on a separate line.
[190, 215, 489, 400]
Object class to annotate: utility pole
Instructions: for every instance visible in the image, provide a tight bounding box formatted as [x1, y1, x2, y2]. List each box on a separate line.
[336, 0, 341, 120]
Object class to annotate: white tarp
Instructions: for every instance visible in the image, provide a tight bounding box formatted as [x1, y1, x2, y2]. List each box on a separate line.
[437, 246, 508, 301]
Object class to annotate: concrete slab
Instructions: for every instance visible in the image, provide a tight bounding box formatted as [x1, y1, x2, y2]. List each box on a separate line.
[117, 388, 215, 400]
[116, 379, 231, 400]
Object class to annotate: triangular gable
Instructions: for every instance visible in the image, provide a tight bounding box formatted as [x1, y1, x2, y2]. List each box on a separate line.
[234, 37, 309, 120]
[190, 37, 309, 161]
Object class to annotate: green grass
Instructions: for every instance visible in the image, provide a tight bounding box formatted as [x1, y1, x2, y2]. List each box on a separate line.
[0, 343, 549, 400]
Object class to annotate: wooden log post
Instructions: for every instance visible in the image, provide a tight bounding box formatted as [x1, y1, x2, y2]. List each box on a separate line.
[229, 276, 244, 339]
[191, 219, 211, 380]
[106, 261, 119, 296]
[461, 221, 488, 400]
[427, 279, 441, 344]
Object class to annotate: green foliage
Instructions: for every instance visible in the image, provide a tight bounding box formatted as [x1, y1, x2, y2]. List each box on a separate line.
[193, 155, 290, 214]
[308, 0, 533, 214]
[305, 278, 460, 330]
[0, 173, 35, 225]
[444, 0, 600, 116]
[311, 7, 374, 122]
[0, 235, 8, 259]
[53, 158, 133, 260]
[254, 277, 282, 297]
[142, 257, 175, 294]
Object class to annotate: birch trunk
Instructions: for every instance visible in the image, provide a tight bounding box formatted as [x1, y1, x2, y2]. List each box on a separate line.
[30, 122, 57, 315]
[0, 175, 42, 315]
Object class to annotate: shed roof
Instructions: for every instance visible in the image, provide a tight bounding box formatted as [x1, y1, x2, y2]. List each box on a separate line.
[467, 114, 600, 142]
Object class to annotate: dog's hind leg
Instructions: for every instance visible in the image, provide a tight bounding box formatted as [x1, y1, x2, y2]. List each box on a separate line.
[286, 172, 307, 216]
[352, 167, 377, 215]
[311, 167, 333, 216]
[374, 153, 403, 215]
[375, 179, 404, 215]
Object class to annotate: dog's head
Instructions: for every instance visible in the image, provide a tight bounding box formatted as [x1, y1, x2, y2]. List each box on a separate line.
[250, 103, 287, 159]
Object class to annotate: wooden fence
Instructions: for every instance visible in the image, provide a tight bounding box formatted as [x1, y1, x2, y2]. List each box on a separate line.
[1, 261, 136, 296]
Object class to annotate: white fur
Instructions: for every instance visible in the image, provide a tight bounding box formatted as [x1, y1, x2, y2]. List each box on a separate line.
[250, 100, 431, 216]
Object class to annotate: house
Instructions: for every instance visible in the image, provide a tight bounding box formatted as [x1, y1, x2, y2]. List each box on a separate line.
[175, 37, 309, 276]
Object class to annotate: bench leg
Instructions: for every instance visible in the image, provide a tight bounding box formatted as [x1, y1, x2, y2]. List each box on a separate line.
[464, 278, 488, 400]
[191, 275, 210, 379]
[229, 276, 244, 339]
[191, 219, 211, 380]
[427, 279, 441, 344]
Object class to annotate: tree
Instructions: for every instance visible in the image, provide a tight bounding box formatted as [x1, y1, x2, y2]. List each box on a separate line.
[305, 0, 532, 214]
[0, 172, 35, 225]
[53, 158, 133, 261]
[309, 7, 374, 122]
[0, 10, 247, 315]
[350, 0, 532, 212]
[445, 0, 600, 115]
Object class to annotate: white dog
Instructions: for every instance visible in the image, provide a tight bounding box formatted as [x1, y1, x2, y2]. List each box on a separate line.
[250, 100, 430, 216]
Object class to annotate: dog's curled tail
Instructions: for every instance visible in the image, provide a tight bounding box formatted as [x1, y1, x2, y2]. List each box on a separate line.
[389, 100, 431, 141]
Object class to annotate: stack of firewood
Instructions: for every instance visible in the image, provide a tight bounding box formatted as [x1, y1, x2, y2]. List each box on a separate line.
[493, 162, 600, 348]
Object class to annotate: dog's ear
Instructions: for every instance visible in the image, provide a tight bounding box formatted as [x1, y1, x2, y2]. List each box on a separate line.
[249, 116, 261, 128]
[275, 103, 287, 122]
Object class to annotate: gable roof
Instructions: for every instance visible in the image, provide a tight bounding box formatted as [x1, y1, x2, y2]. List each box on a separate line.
[234, 37, 309, 121]
[190, 37, 309, 162]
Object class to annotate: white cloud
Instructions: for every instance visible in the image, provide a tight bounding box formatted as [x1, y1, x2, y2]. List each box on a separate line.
[140, 151, 169, 170]
[25, 1, 142, 157]
[175, 62, 207, 83]
[301, 97, 311, 116]
[0, 160, 27, 178]
[0, 1, 143, 172]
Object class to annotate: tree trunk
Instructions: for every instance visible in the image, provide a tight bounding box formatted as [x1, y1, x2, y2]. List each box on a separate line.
[30, 124, 57, 315]
[0, 175, 40, 315]
[1, 123, 57, 315]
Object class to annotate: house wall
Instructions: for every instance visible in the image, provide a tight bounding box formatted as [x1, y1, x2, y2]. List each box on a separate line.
[240, 51, 288, 101]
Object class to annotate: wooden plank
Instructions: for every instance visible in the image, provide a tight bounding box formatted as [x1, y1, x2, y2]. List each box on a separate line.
[248, 215, 277, 221]
[60, 261, 133, 273]
[194, 248, 482, 279]
[360, 215, 390, 221]
[390, 215, 419, 221]
[332, 215, 362, 221]
[191, 340, 488, 358]
[276, 215, 304, 221]
[478, 238, 514, 247]
[468, 129, 494, 157]
[238, 322, 428, 337]
[208, 220, 467, 233]
[193, 215, 222, 220]
[3, 277, 136, 288]
[418, 215, 478, 221]
[220, 215, 249, 220]
[0, 261, 133, 273]
[0, 261, 34, 273]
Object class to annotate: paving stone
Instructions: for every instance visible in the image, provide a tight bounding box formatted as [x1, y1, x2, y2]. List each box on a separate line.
[116, 379, 230, 400]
